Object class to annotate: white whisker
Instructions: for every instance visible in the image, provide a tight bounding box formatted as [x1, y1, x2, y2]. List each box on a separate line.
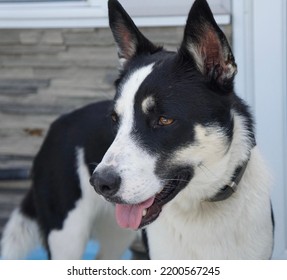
[198, 164, 219, 180]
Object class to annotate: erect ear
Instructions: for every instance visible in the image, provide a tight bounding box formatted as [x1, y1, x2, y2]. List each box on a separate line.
[108, 0, 161, 68]
[179, 0, 237, 88]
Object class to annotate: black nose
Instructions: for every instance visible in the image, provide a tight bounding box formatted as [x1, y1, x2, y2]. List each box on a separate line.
[90, 170, 121, 198]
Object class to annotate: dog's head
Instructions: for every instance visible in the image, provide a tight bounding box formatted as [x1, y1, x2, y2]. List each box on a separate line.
[90, 0, 243, 230]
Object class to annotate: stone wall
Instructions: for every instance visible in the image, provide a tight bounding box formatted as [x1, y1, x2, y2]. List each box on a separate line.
[0, 26, 231, 177]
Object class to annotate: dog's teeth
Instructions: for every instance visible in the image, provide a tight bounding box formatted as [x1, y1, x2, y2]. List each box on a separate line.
[142, 209, 147, 217]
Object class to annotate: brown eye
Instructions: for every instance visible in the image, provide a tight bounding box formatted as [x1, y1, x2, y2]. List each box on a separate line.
[111, 112, 119, 123]
[158, 116, 174, 126]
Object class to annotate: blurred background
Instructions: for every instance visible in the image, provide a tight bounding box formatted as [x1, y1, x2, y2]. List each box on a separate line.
[0, 0, 286, 259]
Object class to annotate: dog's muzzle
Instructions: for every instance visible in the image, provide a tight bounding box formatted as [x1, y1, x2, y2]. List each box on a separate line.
[90, 166, 193, 230]
[90, 169, 121, 199]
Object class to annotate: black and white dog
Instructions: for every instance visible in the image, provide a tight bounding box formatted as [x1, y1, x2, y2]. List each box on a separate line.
[1, 0, 274, 259]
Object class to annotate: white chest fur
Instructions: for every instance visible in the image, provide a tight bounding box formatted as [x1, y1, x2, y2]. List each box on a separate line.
[146, 149, 274, 260]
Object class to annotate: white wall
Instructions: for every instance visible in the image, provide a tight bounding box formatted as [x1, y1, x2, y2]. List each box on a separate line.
[233, 0, 287, 259]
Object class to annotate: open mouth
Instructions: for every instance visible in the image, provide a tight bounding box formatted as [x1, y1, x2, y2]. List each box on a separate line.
[115, 169, 192, 230]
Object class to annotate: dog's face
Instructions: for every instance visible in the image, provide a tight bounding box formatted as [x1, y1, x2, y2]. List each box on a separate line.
[90, 0, 237, 230]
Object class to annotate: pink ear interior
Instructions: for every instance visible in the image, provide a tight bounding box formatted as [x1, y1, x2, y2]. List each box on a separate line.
[115, 25, 136, 60]
[195, 26, 236, 83]
[199, 28, 224, 74]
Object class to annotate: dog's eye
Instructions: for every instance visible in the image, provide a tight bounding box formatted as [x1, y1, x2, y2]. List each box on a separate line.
[111, 112, 119, 123]
[158, 116, 174, 126]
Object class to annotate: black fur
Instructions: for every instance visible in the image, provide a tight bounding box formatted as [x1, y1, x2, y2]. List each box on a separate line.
[108, 0, 162, 64]
[20, 101, 114, 255]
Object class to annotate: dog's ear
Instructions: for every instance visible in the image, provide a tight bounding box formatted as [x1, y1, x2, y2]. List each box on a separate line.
[179, 0, 237, 88]
[108, 0, 161, 68]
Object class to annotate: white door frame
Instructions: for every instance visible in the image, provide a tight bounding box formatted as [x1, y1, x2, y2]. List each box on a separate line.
[232, 0, 287, 259]
[0, 0, 230, 28]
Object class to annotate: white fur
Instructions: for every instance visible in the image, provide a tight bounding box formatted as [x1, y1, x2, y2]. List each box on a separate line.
[146, 113, 273, 259]
[95, 64, 163, 204]
[1, 209, 41, 259]
[187, 43, 205, 73]
[48, 148, 136, 259]
[141, 96, 155, 114]
[115, 64, 154, 117]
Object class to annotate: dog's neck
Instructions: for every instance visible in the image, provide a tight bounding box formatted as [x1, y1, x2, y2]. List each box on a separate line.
[208, 151, 252, 202]
[207, 110, 255, 202]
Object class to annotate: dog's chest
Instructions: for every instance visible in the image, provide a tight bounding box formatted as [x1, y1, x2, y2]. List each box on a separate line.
[145, 200, 259, 259]
[146, 207, 230, 259]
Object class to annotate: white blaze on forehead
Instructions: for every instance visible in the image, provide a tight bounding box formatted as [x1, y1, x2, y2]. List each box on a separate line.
[115, 63, 155, 121]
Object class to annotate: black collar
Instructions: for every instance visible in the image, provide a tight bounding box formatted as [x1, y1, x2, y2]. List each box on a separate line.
[208, 152, 251, 202]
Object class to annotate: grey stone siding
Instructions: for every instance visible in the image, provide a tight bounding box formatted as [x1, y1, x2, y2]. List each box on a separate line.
[0, 26, 231, 175]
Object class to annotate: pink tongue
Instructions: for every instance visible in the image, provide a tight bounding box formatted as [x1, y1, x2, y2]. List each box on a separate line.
[115, 197, 155, 230]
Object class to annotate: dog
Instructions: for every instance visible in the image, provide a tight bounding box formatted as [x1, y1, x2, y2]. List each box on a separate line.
[1, 0, 274, 259]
